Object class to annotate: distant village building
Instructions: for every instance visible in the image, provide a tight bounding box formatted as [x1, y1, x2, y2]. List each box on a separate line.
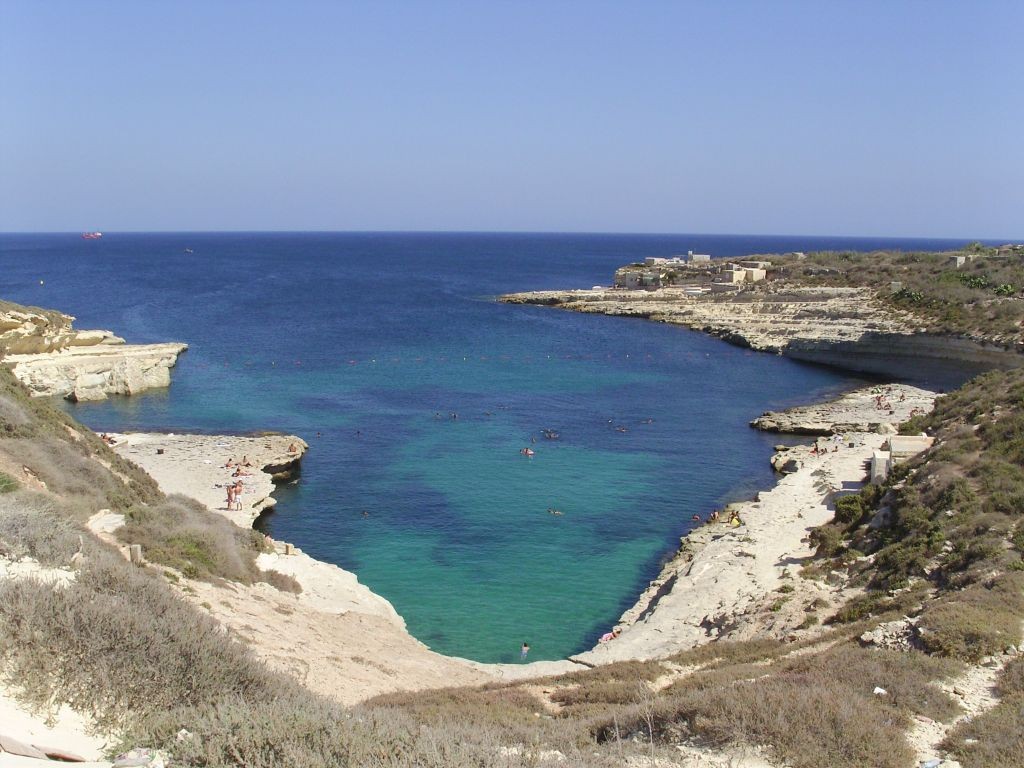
[687, 250, 712, 264]
[644, 256, 687, 267]
[713, 262, 767, 287]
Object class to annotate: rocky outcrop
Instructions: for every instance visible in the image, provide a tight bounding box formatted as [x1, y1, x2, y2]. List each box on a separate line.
[501, 286, 917, 352]
[109, 433, 308, 528]
[500, 286, 1024, 378]
[751, 384, 937, 435]
[6, 343, 188, 401]
[0, 300, 186, 400]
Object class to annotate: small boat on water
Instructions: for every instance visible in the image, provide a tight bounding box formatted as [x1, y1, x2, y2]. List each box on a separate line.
[81, 232, 103, 240]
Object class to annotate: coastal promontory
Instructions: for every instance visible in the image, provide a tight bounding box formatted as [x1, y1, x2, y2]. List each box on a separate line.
[0, 299, 186, 400]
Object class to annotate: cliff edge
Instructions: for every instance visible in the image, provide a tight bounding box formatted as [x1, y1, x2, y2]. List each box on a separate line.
[0, 299, 186, 400]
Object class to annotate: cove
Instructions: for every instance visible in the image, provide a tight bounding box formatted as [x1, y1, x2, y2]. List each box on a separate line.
[0, 232, 971, 662]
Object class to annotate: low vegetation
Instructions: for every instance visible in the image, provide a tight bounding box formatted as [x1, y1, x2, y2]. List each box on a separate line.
[117, 493, 300, 592]
[767, 244, 1024, 340]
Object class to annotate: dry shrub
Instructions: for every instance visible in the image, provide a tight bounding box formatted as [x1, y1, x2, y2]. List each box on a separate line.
[941, 695, 1024, 768]
[135, 699, 631, 768]
[368, 684, 545, 733]
[0, 394, 31, 431]
[117, 494, 284, 588]
[0, 367, 161, 508]
[595, 666, 914, 768]
[1000, 656, 1024, 697]
[666, 637, 789, 668]
[547, 659, 666, 686]
[1, 436, 141, 513]
[0, 550, 285, 731]
[0, 491, 84, 564]
[550, 680, 647, 708]
[917, 573, 1024, 661]
[778, 645, 962, 723]
[259, 567, 302, 594]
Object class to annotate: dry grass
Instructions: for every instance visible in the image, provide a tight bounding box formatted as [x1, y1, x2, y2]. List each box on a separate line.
[0, 550, 284, 732]
[941, 695, 1024, 768]
[0, 491, 84, 564]
[594, 665, 915, 768]
[1000, 656, 1024, 697]
[0, 367, 161, 510]
[117, 493, 300, 592]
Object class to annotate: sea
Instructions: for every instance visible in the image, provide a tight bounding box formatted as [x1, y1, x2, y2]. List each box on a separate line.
[0, 232, 980, 663]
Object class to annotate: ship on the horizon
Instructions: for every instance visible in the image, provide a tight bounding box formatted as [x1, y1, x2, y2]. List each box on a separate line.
[81, 232, 103, 239]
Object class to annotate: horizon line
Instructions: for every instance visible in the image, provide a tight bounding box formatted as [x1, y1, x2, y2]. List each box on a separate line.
[0, 228, 1019, 243]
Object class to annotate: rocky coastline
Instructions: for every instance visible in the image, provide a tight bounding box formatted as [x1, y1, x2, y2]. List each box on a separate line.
[0, 301, 186, 401]
[499, 285, 1024, 378]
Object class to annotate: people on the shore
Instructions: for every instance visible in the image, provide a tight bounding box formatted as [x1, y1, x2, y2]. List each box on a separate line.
[520, 642, 530, 661]
[729, 510, 744, 527]
[707, 509, 720, 524]
[225, 486, 235, 510]
[598, 628, 621, 643]
[288, 442, 298, 453]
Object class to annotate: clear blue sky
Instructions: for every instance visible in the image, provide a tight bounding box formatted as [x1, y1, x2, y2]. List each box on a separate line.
[2, 1, 1021, 237]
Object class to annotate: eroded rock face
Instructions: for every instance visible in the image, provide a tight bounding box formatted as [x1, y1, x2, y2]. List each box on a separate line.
[500, 285, 1024, 377]
[1, 300, 186, 400]
[501, 286, 916, 353]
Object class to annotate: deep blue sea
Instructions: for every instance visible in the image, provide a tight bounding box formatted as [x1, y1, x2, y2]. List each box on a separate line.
[0, 232, 979, 662]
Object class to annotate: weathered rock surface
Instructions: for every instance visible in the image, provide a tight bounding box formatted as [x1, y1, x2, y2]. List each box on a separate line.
[500, 285, 1024, 377]
[501, 286, 917, 352]
[752, 384, 937, 435]
[1, 300, 186, 400]
[6, 343, 188, 401]
[109, 433, 308, 528]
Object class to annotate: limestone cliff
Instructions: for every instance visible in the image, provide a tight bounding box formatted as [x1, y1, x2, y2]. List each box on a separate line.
[500, 285, 1024, 377]
[0, 300, 187, 400]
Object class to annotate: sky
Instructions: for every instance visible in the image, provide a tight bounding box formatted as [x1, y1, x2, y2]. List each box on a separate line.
[1, 1, 1022, 237]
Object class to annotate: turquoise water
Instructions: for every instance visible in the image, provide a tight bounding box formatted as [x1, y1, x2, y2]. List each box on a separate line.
[0, 232, 974, 662]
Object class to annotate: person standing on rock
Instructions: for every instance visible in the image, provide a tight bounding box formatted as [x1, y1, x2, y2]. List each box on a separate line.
[225, 485, 235, 510]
